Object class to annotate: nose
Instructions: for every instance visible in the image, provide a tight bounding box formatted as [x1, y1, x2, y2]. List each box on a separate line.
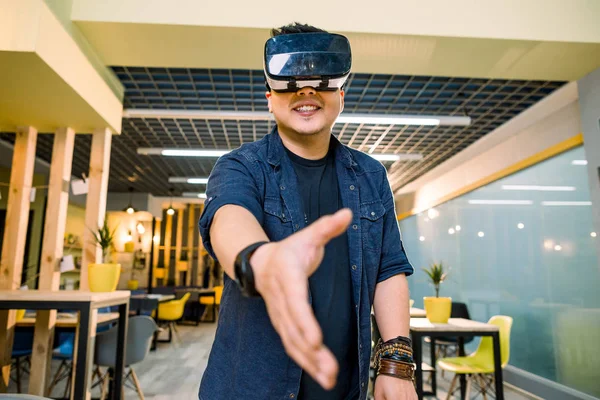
[296, 86, 316, 96]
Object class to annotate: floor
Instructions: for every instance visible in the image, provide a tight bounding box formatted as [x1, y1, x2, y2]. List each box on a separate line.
[8, 322, 537, 400]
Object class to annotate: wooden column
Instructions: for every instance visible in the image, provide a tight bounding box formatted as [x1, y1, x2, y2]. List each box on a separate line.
[186, 204, 194, 286]
[164, 213, 173, 283]
[174, 209, 184, 286]
[29, 128, 75, 395]
[152, 219, 162, 287]
[197, 205, 205, 287]
[80, 128, 112, 291]
[0, 126, 37, 389]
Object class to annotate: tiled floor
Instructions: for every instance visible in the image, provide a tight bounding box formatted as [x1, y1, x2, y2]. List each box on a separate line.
[7, 322, 538, 399]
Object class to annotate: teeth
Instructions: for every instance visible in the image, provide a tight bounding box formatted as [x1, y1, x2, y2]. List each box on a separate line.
[295, 105, 318, 112]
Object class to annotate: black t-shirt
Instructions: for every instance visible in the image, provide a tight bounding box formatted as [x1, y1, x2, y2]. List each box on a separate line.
[285, 142, 359, 400]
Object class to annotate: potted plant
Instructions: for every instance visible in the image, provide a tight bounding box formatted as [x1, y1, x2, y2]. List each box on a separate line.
[422, 262, 452, 323]
[88, 218, 121, 292]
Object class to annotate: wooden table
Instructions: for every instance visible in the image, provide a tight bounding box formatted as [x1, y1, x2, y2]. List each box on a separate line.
[16, 312, 119, 328]
[0, 290, 130, 400]
[410, 318, 503, 400]
[410, 307, 427, 318]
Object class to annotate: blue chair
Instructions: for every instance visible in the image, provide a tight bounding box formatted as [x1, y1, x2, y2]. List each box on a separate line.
[94, 316, 158, 399]
[10, 328, 34, 393]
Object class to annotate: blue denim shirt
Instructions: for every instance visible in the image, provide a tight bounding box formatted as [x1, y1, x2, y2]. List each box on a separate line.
[198, 128, 414, 400]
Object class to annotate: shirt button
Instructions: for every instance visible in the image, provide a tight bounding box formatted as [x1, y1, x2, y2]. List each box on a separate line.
[352, 224, 358, 230]
[349, 185, 355, 190]
[361, 382, 365, 388]
[352, 265, 357, 270]
[289, 394, 295, 398]
[371, 211, 375, 216]
[359, 343, 363, 349]
[295, 224, 299, 229]
[280, 185, 285, 191]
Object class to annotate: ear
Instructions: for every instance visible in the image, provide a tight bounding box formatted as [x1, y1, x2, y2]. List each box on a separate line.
[265, 91, 273, 113]
[339, 89, 345, 113]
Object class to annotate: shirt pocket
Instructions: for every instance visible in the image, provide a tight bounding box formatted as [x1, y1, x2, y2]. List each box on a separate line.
[360, 200, 386, 253]
[262, 197, 293, 240]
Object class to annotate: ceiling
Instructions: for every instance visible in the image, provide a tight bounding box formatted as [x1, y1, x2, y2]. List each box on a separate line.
[0, 67, 565, 196]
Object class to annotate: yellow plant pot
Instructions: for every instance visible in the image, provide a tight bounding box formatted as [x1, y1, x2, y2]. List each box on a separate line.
[16, 309, 26, 321]
[127, 280, 139, 290]
[88, 263, 121, 292]
[423, 297, 452, 323]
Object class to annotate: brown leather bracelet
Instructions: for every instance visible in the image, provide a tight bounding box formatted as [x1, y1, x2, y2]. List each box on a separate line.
[377, 359, 415, 381]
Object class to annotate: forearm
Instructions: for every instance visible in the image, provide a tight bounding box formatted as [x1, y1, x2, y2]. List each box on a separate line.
[373, 274, 410, 340]
[209, 204, 269, 279]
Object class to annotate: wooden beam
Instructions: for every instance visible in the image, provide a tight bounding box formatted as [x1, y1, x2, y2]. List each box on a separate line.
[29, 127, 75, 395]
[80, 128, 112, 291]
[174, 208, 184, 286]
[186, 204, 194, 286]
[164, 212, 173, 282]
[0, 126, 37, 390]
[152, 219, 161, 287]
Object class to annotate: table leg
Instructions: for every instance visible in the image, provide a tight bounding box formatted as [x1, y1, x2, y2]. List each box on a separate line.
[412, 333, 423, 400]
[458, 336, 466, 400]
[492, 332, 504, 400]
[430, 337, 437, 397]
[73, 305, 96, 400]
[112, 302, 129, 400]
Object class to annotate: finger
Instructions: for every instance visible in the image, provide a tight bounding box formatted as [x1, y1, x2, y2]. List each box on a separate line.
[314, 346, 339, 390]
[278, 272, 323, 349]
[299, 208, 353, 247]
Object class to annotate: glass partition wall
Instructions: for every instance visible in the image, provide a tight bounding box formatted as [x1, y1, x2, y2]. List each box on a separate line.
[400, 146, 600, 397]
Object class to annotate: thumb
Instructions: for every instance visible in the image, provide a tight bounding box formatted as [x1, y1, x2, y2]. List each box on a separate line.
[299, 208, 353, 246]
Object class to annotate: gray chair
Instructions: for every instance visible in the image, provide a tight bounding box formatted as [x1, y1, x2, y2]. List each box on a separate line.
[93, 316, 157, 399]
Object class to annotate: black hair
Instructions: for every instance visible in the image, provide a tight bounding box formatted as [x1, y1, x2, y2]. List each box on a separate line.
[265, 23, 328, 90]
[270, 22, 327, 37]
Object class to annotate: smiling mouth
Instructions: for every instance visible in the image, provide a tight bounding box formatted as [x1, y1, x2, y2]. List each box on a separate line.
[293, 105, 321, 115]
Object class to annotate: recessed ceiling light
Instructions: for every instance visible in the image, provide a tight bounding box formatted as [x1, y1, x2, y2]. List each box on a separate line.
[554, 244, 562, 251]
[448, 228, 455, 235]
[455, 225, 461, 231]
[419, 236, 425, 242]
[518, 223, 525, 229]
[478, 231, 485, 238]
[592, 232, 597, 238]
[571, 160, 588, 165]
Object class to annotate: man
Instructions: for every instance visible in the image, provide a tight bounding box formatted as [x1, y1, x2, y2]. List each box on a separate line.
[198, 23, 417, 400]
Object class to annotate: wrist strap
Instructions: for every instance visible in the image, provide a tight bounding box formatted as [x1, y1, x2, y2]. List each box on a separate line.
[234, 241, 268, 297]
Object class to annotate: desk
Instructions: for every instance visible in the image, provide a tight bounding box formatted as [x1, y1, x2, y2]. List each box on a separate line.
[17, 312, 119, 328]
[130, 294, 175, 315]
[0, 290, 130, 400]
[410, 318, 503, 400]
[410, 307, 427, 318]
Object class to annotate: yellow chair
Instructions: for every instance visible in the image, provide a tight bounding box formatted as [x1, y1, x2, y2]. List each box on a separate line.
[437, 315, 513, 400]
[199, 286, 223, 322]
[157, 292, 191, 343]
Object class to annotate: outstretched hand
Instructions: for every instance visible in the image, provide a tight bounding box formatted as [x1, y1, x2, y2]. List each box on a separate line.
[250, 208, 353, 390]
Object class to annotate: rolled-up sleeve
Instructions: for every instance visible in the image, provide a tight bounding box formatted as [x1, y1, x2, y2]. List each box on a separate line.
[199, 152, 263, 260]
[377, 177, 414, 283]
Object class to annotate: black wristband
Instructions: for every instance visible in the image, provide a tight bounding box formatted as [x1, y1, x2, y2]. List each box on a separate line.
[234, 241, 268, 297]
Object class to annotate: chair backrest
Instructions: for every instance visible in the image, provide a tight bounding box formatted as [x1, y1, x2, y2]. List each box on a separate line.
[214, 286, 224, 304]
[94, 316, 158, 368]
[177, 292, 191, 306]
[474, 315, 513, 367]
[451, 302, 471, 319]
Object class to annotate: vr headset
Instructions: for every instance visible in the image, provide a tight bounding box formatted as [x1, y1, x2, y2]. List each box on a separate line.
[264, 32, 352, 92]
